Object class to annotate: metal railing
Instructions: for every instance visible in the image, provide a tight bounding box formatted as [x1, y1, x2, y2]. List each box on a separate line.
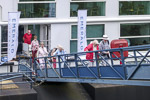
[33, 45, 150, 86]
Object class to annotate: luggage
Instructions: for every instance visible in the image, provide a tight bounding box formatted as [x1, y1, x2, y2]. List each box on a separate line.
[111, 39, 128, 58]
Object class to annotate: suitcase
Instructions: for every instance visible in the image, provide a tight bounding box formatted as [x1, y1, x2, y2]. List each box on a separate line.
[111, 39, 128, 58]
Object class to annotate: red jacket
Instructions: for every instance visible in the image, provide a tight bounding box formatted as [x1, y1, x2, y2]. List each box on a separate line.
[84, 43, 99, 62]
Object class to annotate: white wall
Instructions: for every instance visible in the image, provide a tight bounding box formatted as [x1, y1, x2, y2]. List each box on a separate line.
[106, 0, 119, 17]
[56, 0, 70, 18]
[0, 0, 18, 21]
[51, 0, 71, 52]
[51, 24, 71, 53]
[105, 22, 120, 42]
[0, 6, 2, 21]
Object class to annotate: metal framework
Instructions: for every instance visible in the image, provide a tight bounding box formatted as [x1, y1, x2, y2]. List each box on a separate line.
[0, 55, 34, 89]
[18, 45, 150, 86]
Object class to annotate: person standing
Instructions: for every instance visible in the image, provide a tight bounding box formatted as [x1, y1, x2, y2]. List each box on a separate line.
[23, 30, 32, 44]
[54, 45, 66, 68]
[99, 35, 110, 66]
[37, 42, 48, 69]
[50, 48, 57, 68]
[84, 40, 99, 66]
[31, 35, 39, 63]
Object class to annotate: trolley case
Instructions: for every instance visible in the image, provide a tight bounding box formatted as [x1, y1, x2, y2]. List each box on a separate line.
[110, 39, 128, 58]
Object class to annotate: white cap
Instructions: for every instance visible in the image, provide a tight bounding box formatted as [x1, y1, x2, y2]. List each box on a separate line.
[103, 35, 109, 40]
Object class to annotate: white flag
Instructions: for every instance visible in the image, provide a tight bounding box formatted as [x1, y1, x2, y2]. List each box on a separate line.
[7, 12, 20, 61]
[77, 10, 87, 52]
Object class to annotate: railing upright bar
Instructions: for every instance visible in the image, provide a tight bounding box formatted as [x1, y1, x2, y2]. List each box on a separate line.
[110, 52, 114, 66]
[120, 49, 126, 79]
[75, 54, 79, 78]
[44, 57, 48, 78]
[95, 52, 101, 78]
[58, 55, 62, 78]
[133, 50, 138, 65]
[34, 59, 38, 78]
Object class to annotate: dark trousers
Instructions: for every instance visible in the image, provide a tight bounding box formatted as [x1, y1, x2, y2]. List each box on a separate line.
[32, 50, 37, 63]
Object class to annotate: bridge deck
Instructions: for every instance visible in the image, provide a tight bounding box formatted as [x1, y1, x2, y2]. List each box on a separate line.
[18, 45, 150, 86]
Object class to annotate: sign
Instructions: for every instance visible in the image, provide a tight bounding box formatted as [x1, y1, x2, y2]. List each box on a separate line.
[77, 10, 87, 52]
[7, 12, 20, 61]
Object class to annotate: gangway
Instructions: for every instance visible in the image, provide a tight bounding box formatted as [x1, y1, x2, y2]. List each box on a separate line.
[19, 45, 150, 86]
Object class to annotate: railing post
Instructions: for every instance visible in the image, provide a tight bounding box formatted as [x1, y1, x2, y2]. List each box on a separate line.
[133, 50, 138, 65]
[44, 57, 48, 78]
[58, 55, 62, 78]
[95, 52, 101, 78]
[34, 58, 37, 78]
[75, 54, 79, 78]
[110, 52, 114, 66]
[120, 49, 126, 79]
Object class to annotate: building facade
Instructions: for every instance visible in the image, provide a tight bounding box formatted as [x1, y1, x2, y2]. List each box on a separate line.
[0, 0, 150, 54]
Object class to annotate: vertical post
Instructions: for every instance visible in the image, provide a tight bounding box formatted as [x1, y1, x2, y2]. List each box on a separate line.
[75, 54, 79, 78]
[110, 52, 114, 66]
[120, 49, 126, 79]
[120, 49, 125, 66]
[44, 57, 48, 78]
[58, 55, 62, 78]
[34, 58, 37, 78]
[134, 50, 138, 65]
[95, 52, 101, 78]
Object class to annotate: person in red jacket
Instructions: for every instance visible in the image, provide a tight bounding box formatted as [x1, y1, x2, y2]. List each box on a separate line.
[23, 30, 32, 44]
[84, 40, 99, 66]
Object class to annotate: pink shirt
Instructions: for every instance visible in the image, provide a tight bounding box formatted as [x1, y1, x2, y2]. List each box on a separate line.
[31, 39, 39, 51]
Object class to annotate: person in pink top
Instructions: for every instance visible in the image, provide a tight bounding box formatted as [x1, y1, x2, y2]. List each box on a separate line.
[31, 35, 39, 63]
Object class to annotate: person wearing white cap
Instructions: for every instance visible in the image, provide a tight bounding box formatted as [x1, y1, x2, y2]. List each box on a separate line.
[99, 35, 110, 66]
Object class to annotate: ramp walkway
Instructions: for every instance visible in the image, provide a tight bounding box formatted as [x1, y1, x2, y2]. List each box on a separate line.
[18, 45, 150, 86]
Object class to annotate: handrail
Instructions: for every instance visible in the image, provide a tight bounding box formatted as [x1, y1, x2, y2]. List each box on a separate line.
[35, 45, 150, 60]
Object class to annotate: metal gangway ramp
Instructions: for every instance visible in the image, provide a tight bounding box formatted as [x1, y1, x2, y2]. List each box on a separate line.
[19, 45, 150, 86]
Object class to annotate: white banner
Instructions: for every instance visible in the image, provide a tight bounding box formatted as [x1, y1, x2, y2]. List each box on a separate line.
[77, 10, 87, 52]
[7, 12, 20, 61]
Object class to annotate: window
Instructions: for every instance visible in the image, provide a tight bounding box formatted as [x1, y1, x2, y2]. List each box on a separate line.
[70, 24, 104, 53]
[18, 2, 56, 18]
[121, 23, 150, 36]
[120, 23, 150, 46]
[28, 25, 40, 40]
[123, 37, 150, 46]
[119, 1, 150, 15]
[1, 25, 25, 54]
[70, 2, 105, 17]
